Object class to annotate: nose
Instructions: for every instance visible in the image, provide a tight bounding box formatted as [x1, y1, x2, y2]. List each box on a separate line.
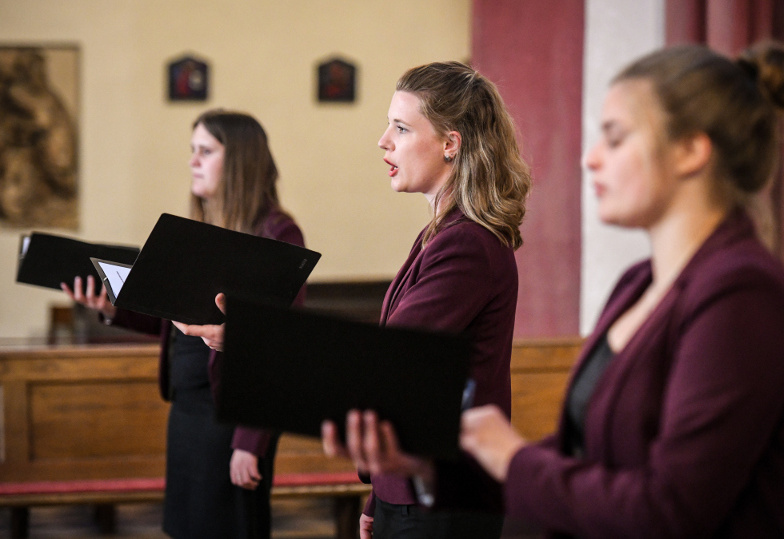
[583, 140, 601, 171]
[378, 126, 392, 151]
[189, 152, 199, 167]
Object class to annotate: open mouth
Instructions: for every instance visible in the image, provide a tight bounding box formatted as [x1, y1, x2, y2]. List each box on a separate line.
[384, 159, 399, 177]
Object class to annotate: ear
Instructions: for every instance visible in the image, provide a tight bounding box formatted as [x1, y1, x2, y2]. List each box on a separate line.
[444, 130, 462, 158]
[672, 132, 712, 178]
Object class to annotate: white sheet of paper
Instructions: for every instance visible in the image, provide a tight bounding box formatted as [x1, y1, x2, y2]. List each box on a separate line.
[97, 260, 131, 296]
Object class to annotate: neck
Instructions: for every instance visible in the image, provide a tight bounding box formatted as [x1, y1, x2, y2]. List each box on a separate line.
[647, 201, 728, 289]
[201, 199, 224, 226]
[428, 188, 454, 219]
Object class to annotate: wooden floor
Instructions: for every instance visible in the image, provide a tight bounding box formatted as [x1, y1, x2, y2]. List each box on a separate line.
[0, 499, 543, 538]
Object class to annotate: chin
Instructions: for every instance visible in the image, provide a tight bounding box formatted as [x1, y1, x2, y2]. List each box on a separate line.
[597, 209, 623, 227]
[389, 180, 407, 193]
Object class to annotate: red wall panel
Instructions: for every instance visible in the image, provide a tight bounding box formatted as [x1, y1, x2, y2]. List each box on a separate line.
[472, 0, 584, 336]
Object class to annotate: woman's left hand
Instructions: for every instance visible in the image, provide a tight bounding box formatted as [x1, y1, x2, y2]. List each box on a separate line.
[172, 293, 226, 351]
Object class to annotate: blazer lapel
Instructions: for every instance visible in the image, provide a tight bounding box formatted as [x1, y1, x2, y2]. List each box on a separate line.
[380, 241, 422, 325]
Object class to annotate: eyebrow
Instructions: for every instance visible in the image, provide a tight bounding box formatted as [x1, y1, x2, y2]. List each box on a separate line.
[600, 119, 628, 136]
[390, 117, 412, 127]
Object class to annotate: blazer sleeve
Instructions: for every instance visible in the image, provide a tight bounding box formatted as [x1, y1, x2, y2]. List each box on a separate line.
[503, 265, 784, 538]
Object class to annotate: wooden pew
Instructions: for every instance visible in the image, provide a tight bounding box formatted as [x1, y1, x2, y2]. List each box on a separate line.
[0, 337, 582, 537]
[510, 336, 583, 441]
[0, 341, 366, 538]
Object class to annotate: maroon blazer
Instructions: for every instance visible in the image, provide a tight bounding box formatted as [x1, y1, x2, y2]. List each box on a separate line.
[366, 208, 518, 515]
[109, 208, 306, 459]
[505, 209, 784, 538]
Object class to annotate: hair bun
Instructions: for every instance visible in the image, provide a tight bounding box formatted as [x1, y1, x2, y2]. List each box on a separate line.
[738, 41, 784, 109]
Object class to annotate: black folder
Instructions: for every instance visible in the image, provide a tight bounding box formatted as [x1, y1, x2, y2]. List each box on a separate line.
[216, 297, 470, 459]
[91, 213, 321, 325]
[15, 232, 140, 295]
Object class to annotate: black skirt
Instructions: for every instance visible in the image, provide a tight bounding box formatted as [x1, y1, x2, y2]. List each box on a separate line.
[162, 331, 277, 539]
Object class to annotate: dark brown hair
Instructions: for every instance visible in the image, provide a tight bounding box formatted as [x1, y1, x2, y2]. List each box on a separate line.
[397, 61, 531, 249]
[614, 42, 784, 200]
[190, 109, 282, 233]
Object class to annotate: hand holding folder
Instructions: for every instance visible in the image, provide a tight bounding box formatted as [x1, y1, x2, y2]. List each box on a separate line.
[217, 296, 470, 459]
[171, 293, 227, 351]
[91, 213, 321, 325]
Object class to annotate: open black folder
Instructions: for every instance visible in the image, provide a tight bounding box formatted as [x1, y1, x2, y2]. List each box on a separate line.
[90, 213, 321, 325]
[16, 232, 140, 295]
[216, 297, 471, 460]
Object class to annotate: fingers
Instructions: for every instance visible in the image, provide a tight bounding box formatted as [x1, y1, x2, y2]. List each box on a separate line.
[171, 321, 189, 334]
[345, 409, 369, 472]
[60, 281, 75, 299]
[61, 276, 114, 316]
[322, 420, 346, 458]
[172, 321, 225, 351]
[230, 450, 261, 490]
[362, 411, 383, 475]
[231, 473, 260, 490]
[85, 275, 97, 302]
[323, 410, 416, 478]
[359, 513, 374, 539]
[60, 276, 92, 306]
[67, 276, 85, 303]
[215, 293, 227, 314]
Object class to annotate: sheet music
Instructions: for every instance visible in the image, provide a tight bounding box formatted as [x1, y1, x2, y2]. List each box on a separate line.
[96, 260, 130, 296]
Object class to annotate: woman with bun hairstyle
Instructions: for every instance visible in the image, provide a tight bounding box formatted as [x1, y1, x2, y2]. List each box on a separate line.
[63, 109, 304, 538]
[458, 42, 784, 537]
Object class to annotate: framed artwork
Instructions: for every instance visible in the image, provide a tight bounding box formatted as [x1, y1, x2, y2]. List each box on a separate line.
[0, 44, 79, 229]
[317, 57, 356, 103]
[168, 55, 209, 102]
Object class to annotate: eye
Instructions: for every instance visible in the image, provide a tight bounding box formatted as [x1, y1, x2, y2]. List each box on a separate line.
[604, 127, 627, 149]
[601, 121, 630, 149]
[396, 125, 408, 134]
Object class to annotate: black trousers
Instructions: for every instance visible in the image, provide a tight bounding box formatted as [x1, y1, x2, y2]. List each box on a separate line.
[373, 498, 504, 539]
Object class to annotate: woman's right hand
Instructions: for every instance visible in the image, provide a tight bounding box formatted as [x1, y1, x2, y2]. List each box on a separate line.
[61, 275, 116, 319]
[460, 405, 527, 482]
[359, 513, 374, 539]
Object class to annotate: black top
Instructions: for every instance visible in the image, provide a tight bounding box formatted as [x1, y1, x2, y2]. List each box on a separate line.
[169, 328, 212, 413]
[565, 334, 615, 456]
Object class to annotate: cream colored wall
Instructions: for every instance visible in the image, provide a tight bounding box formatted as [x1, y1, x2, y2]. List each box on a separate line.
[0, 0, 471, 338]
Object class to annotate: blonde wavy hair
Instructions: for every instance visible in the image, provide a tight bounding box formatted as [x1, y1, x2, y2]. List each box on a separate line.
[397, 61, 532, 249]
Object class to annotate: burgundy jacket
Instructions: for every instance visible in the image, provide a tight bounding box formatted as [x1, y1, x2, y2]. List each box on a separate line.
[365, 208, 518, 515]
[505, 209, 784, 538]
[109, 208, 306, 459]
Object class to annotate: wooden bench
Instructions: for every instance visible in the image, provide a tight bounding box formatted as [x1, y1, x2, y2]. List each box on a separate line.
[0, 337, 582, 537]
[0, 472, 370, 539]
